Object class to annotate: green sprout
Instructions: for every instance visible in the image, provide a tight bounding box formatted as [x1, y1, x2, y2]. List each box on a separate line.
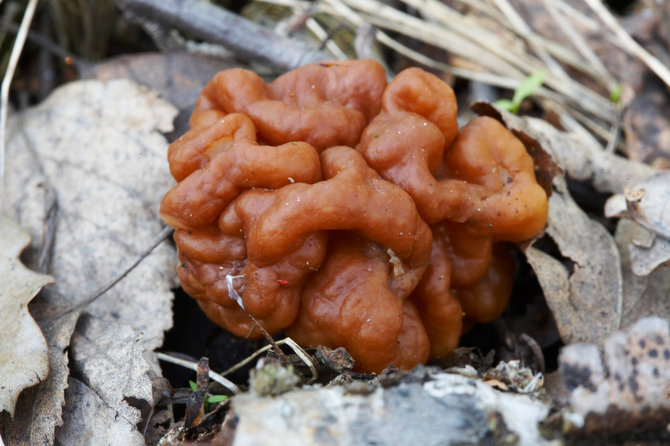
[189, 380, 229, 412]
[494, 69, 547, 114]
[610, 83, 623, 104]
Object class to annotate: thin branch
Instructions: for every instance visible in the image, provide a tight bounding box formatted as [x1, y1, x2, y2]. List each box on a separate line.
[156, 352, 241, 394]
[220, 337, 317, 384]
[114, 0, 332, 71]
[1, 0, 39, 201]
[44, 225, 173, 320]
[4, 22, 89, 73]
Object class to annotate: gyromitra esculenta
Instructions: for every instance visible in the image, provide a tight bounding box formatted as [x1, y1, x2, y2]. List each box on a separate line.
[160, 59, 548, 373]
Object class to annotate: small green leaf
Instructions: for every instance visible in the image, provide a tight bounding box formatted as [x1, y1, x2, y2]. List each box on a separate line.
[188, 380, 197, 392]
[496, 70, 546, 114]
[493, 98, 517, 113]
[512, 69, 546, 106]
[610, 84, 622, 104]
[206, 394, 228, 403]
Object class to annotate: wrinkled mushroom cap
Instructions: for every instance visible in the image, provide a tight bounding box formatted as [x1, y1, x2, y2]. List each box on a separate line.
[161, 59, 548, 373]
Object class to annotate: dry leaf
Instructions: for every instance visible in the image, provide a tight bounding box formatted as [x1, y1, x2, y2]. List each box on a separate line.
[0, 216, 53, 416]
[605, 172, 670, 275]
[3, 312, 78, 445]
[66, 313, 159, 430]
[615, 219, 670, 327]
[1, 79, 178, 444]
[526, 176, 623, 344]
[55, 378, 146, 446]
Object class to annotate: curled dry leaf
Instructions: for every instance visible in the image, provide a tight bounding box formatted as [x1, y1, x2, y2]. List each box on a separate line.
[1, 79, 178, 444]
[0, 216, 53, 416]
[605, 172, 670, 275]
[473, 103, 626, 345]
[526, 176, 623, 345]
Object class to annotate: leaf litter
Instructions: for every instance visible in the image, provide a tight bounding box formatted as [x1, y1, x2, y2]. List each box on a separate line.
[1, 79, 178, 444]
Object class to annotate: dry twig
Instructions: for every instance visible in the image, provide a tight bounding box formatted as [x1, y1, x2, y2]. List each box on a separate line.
[220, 337, 318, 384]
[42, 225, 174, 320]
[0, 0, 39, 200]
[156, 352, 242, 394]
[114, 0, 332, 71]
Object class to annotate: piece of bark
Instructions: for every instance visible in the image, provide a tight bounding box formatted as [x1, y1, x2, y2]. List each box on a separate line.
[559, 317, 670, 438]
[223, 370, 549, 446]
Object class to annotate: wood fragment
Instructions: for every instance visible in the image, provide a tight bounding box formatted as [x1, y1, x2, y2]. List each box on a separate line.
[184, 357, 209, 429]
[114, 0, 331, 71]
[1, 0, 39, 200]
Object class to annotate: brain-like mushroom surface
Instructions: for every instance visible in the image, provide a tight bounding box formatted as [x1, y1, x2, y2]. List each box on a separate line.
[193, 59, 387, 151]
[161, 59, 548, 373]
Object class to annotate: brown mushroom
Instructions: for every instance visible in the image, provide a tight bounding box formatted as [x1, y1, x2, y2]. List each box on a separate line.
[161, 60, 549, 373]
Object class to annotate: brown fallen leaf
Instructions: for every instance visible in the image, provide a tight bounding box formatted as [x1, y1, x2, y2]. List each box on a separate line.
[1, 79, 178, 444]
[0, 216, 53, 416]
[526, 176, 623, 345]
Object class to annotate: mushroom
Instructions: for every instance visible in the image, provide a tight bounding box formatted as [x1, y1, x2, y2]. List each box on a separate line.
[161, 59, 548, 373]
